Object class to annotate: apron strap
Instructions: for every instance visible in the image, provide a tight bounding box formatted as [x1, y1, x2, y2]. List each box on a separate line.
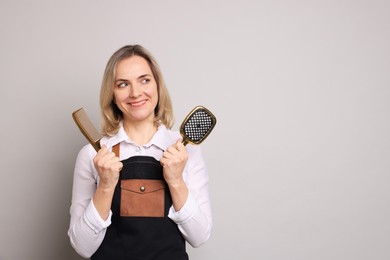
[112, 143, 120, 157]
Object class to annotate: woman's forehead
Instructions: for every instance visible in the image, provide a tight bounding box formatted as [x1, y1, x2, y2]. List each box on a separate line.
[115, 56, 153, 79]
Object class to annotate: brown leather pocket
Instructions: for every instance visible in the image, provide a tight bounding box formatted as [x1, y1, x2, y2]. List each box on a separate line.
[120, 179, 165, 217]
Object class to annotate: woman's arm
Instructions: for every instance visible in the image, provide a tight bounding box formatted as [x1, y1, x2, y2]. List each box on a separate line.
[68, 145, 115, 258]
[167, 144, 213, 248]
[92, 145, 122, 220]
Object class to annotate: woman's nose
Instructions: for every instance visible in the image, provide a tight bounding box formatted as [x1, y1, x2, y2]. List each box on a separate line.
[129, 84, 141, 98]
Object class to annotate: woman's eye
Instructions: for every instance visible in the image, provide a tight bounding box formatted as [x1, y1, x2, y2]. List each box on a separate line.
[117, 82, 128, 88]
[141, 78, 150, 84]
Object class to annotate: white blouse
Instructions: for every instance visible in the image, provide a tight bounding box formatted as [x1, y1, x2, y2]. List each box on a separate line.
[68, 124, 212, 258]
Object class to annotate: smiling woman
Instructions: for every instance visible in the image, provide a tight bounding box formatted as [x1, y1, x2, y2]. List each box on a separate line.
[100, 45, 174, 136]
[68, 45, 212, 260]
[113, 56, 159, 131]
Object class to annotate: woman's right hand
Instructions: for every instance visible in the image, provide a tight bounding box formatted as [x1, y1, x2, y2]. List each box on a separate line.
[93, 144, 123, 191]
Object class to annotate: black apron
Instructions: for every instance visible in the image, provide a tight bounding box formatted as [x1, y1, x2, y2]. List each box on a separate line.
[92, 144, 188, 260]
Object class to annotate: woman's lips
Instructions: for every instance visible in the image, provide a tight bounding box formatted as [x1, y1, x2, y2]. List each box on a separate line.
[128, 100, 147, 107]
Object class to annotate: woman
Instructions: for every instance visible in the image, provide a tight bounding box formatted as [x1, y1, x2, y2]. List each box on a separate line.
[68, 45, 212, 260]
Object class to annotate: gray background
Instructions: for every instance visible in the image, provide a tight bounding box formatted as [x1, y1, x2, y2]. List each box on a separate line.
[1, 0, 389, 259]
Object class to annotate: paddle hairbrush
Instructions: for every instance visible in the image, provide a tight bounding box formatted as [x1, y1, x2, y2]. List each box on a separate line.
[180, 106, 217, 146]
[72, 108, 102, 152]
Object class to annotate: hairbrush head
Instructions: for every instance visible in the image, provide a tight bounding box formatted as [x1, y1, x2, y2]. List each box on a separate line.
[180, 106, 217, 146]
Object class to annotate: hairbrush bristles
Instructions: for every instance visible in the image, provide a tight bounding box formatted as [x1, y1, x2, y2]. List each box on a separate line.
[180, 106, 216, 145]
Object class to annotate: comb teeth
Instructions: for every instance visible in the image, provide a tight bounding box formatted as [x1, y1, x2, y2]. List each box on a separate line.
[184, 110, 214, 142]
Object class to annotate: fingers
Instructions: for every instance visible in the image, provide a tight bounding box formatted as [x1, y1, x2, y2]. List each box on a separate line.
[175, 139, 185, 152]
[117, 161, 123, 171]
[161, 139, 188, 168]
[161, 140, 188, 185]
[165, 140, 185, 155]
[94, 145, 122, 172]
[164, 143, 185, 160]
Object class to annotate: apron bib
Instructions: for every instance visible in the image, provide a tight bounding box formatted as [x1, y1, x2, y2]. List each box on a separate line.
[92, 144, 188, 260]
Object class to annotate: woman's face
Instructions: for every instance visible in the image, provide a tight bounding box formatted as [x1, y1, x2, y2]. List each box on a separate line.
[113, 55, 159, 125]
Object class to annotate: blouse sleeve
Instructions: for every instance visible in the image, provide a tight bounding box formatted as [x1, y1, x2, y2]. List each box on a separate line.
[68, 144, 112, 258]
[168, 145, 213, 247]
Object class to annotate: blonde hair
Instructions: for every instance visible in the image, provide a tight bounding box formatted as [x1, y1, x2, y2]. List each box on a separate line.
[100, 45, 174, 136]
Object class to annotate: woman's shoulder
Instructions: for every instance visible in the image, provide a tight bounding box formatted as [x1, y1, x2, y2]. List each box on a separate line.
[77, 143, 97, 161]
[99, 126, 128, 149]
[162, 126, 181, 140]
[74, 143, 97, 178]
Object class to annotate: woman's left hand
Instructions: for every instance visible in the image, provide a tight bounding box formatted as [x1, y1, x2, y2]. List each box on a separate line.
[160, 139, 188, 185]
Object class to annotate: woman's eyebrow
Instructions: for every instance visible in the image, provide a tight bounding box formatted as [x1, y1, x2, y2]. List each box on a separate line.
[115, 74, 151, 82]
[115, 78, 128, 83]
[138, 74, 151, 79]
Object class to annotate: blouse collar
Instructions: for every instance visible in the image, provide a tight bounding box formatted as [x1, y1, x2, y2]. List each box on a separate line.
[101, 122, 176, 151]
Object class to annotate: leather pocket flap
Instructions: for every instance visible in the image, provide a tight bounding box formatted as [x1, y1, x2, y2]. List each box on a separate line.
[121, 179, 165, 194]
[120, 179, 166, 217]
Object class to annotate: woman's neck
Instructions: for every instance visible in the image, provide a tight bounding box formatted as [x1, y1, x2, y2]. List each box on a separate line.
[123, 120, 158, 146]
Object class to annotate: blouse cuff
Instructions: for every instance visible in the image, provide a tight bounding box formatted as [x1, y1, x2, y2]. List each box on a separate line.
[168, 191, 198, 224]
[83, 200, 112, 234]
